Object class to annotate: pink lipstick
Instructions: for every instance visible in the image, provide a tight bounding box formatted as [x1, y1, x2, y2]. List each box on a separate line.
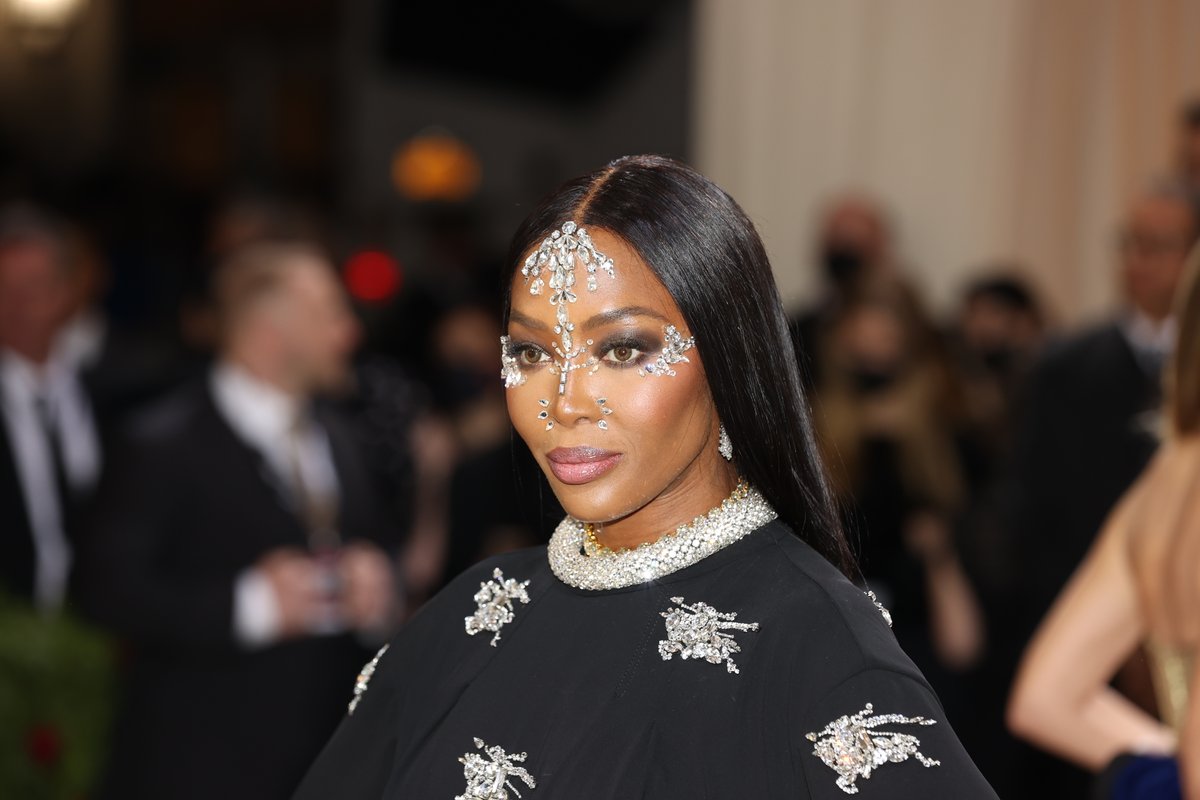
[546, 446, 623, 485]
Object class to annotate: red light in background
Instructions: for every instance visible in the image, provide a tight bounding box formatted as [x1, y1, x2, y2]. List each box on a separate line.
[343, 250, 403, 304]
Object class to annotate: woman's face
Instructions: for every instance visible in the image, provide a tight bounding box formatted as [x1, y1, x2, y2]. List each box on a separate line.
[504, 225, 727, 525]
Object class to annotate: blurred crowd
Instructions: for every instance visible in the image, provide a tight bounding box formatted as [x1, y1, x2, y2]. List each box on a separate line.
[0, 100, 1198, 798]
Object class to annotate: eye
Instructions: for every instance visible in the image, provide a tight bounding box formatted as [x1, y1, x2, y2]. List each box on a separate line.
[518, 345, 550, 366]
[600, 340, 649, 366]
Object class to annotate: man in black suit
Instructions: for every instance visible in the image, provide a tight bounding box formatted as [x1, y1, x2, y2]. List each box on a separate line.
[1004, 187, 1198, 797]
[0, 206, 103, 609]
[77, 241, 403, 799]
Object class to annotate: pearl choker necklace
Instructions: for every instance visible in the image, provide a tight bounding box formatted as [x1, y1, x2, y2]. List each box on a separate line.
[547, 481, 778, 590]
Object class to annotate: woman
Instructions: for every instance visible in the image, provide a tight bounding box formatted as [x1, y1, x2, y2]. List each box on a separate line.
[814, 278, 985, 676]
[1008, 243, 1200, 797]
[294, 156, 997, 798]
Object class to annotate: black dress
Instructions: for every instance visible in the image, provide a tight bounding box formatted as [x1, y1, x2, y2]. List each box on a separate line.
[294, 519, 998, 798]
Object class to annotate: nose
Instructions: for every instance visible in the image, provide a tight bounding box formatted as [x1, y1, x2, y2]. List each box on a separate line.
[550, 354, 600, 429]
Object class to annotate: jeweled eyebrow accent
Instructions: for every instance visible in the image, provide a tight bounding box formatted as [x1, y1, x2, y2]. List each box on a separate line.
[580, 306, 670, 330]
[508, 309, 550, 331]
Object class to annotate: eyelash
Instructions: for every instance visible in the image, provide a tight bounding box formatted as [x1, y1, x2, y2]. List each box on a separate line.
[502, 335, 659, 369]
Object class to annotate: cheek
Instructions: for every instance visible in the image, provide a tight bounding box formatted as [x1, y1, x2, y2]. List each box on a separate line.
[601, 368, 710, 447]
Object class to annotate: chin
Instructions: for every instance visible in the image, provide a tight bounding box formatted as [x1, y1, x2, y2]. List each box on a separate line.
[544, 474, 646, 524]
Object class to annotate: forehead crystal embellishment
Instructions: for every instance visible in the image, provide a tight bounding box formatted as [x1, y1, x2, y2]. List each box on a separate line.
[521, 222, 614, 395]
[806, 703, 941, 794]
[347, 643, 389, 715]
[658, 596, 760, 674]
[457, 737, 537, 800]
[464, 568, 531, 646]
[639, 324, 696, 377]
[547, 480, 777, 591]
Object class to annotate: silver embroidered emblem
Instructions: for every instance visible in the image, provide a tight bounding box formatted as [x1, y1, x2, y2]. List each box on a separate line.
[456, 737, 537, 799]
[347, 643, 388, 715]
[806, 702, 940, 794]
[866, 590, 893, 627]
[464, 568, 531, 646]
[657, 596, 759, 674]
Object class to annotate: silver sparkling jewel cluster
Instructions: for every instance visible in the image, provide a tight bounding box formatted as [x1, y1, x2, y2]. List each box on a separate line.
[347, 643, 389, 715]
[499, 335, 525, 388]
[806, 703, 941, 795]
[639, 324, 695, 377]
[456, 737, 536, 800]
[596, 397, 613, 430]
[658, 596, 759, 674]
[521, 221, 614, 395]
[866, 590, 893, 627]
[547, 483, 777, 591]
[464, 568, 531, 646]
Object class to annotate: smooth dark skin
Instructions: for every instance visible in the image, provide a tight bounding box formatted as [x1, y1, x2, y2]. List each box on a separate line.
[505, 228, 738, 552]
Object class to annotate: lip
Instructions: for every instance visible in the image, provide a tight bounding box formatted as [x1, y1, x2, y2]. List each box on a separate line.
[546, 446, 623, 485]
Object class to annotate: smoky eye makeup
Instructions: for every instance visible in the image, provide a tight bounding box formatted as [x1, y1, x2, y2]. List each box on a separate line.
[593, 332, 661, 368]
[502, 337, 553, 367]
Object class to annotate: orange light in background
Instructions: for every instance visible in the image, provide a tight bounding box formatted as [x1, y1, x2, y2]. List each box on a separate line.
[343, 250, 403, 304]
[391, 131, 481, 202]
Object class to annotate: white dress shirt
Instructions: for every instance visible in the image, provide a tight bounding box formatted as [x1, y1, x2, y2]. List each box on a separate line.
[1122, 310, 1176, 372]
[0, 349, 101, 610]
[210, 361, 343, 647]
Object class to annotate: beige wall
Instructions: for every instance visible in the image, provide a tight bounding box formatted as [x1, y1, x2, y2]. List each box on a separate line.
[694, 0, 1200, 322]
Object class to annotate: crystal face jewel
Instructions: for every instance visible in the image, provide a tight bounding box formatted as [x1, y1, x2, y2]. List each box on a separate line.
[638, 324, 696, 377]
[347, 643, 389, 715]
[658, 596, 760, 674]
[806, 703, 940, 794]
[464, 568, 531, 646]
[456, 737, 537, 800]
[499, 336, 526, 388]
[547, 483, 777, 591]
[866, 590, 893, 627]
[520, 221, 615, 395]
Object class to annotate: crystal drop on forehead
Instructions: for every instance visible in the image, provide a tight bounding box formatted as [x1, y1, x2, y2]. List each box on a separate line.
[518, 221, 616, 396]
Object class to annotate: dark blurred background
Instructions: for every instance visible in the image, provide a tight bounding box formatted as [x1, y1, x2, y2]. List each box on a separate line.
[1, 1, 1199, 798]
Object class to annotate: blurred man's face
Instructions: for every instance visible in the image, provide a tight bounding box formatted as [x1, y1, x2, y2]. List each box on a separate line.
[1119, 196, 1196, 321]
[272, 259, 361, 392]
[961, 297, 1042, 356]
[818, 198, 891, 289]
[0, 241, 75, 363]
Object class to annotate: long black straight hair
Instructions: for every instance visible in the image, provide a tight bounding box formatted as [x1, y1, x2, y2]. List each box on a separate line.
[503, 155, 858, 579]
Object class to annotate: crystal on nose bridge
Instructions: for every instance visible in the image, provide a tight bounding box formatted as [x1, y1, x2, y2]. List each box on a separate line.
[550, 337, 597, 396]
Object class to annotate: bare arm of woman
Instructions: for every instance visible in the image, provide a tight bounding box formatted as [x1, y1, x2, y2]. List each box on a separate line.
[1007, 486, 1177, 769]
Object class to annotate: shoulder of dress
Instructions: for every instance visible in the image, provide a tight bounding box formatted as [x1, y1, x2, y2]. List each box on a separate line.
[743, 523, 913, 679]
[455, 545, 548, 585]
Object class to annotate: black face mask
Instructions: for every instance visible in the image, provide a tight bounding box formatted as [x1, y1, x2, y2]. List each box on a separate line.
[821, 245, 866, 288]
[849, 365, 901, 396]
[979, 346, 1015, 376]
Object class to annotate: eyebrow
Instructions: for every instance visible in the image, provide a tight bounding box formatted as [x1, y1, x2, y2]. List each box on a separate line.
[508, 308, 549, 331]
[580, 305, 669, 330]
[508, 305, 670, 333]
